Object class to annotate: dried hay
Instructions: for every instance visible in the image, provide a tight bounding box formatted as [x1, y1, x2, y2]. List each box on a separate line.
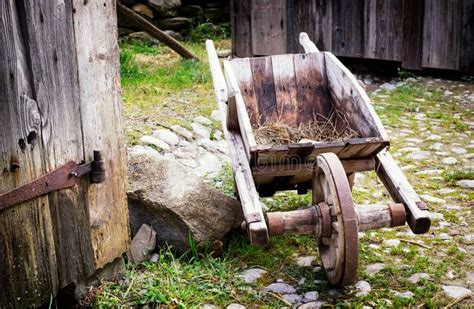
[253, 109, 359, 145]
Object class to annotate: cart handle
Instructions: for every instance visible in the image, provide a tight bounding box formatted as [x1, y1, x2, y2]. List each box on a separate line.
[299, 32, 320, 53]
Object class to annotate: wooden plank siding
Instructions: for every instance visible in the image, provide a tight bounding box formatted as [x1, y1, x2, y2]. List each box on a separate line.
[232, 0, 473, 73]
[0, 0, 128, 307]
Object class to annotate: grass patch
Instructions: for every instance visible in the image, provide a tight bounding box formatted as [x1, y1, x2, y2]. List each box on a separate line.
[443, 169, 474, 184]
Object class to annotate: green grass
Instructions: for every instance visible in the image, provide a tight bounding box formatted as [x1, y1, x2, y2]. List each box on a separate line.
[94, 40, 474, 307]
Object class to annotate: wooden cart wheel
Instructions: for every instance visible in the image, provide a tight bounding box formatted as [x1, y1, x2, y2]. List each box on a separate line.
[312, 153, 358, 287]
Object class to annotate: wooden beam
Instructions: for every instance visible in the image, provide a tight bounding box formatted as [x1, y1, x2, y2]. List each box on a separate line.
[206, 40, 268, 246]
[252, 158, 375, 177]
[116, 2, 198, 60]
[375, 150, 431, 234]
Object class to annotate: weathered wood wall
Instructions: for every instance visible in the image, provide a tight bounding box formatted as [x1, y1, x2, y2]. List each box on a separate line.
[0, 0, 129, 307]
[232, 0, 474, 73]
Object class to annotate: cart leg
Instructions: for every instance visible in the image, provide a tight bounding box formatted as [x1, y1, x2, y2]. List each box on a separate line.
[375, 149, 431, 234]
[346, 172, 355, 190]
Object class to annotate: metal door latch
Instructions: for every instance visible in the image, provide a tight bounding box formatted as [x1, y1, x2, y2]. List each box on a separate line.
[0, 150, 105, 211]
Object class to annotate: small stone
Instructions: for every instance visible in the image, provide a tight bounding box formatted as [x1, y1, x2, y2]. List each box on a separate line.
[262, 283, 296, 294]
[298, 277, 306, 285]
[383, 239, 400, 247]
[282, 294, 302, 304]
[457, 180, 474, 190]
[442, 285, 472, 299]
[406, 151, 430, 161]
[354, 280, 371, 297]
[226, 304, 246, 309]
[154, 129, 180, 146]
[445, 205, 462, 211]
[439, 233, 451, 240]
[451, 147, 467, 155]
[427, 134, 442, 141]
[366, 263, 385, 275]
[298, 301, 327, 308]
[140, 135, 170, 151]
[447, 270, 456, 279]
[437, 188, 456, 194]
[202, 304, 218, 309]
[149, 253, 159, 263]
[463, 234, 474, 245]
[296, 255, 317, 267]
[430, 142, 444, 151]
[380, 83, 396, 91]
[211, 110, 221, 121]
[442, 157, 458, 165]
[191, 122, 211, 139]
[420, 194, 446, 204]
[303, 291, 319, 302]
[416, 169, 442, 176]
[171, 125, 193, 140]
[444, 90, 454, 96]
[238, 268, 267, 284]
[128, 145, 162, 158]
[430, 212, 445, 220]
[363, 78, 373, 85]
[391, 290, 414, 299]
[128, 224, 156, 263]
[194, 115, 212, 126]
[407, 273, 431, 284]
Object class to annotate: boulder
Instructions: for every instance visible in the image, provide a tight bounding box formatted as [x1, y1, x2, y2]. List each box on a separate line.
[132, 3, 154, 18]
[155, 17, 192, 31]
[129, 32, 161, 46]
[148, 0, 181, 15]
[127, 152, 243, 254]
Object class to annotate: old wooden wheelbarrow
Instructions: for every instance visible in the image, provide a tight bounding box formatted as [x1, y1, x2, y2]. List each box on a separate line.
[206, 33, 431, 287]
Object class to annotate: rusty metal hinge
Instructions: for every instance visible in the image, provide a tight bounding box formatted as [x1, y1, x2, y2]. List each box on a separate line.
[0, 150, 105, 211]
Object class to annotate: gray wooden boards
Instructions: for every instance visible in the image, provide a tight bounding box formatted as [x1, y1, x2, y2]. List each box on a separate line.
[232, 0, 474, 73]
[230, 52, 330, 127]
[0, 0, 128, 307]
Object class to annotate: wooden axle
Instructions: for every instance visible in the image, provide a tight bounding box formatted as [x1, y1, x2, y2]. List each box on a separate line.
[265, 203, 406, 237]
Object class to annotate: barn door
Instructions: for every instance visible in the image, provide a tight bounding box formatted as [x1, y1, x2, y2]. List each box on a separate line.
[0, 0, 129, 307]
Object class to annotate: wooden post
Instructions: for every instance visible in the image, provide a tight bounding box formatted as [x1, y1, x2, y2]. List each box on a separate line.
[0, 1, 129, 307]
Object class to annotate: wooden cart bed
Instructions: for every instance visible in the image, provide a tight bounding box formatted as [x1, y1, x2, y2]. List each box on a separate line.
[223, 51, 390, 192]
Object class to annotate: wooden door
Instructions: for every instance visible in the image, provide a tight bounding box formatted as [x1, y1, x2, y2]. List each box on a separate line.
[0, 0, 129, 307]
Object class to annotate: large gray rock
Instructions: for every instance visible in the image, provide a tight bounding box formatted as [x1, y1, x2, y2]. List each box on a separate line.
[127, 152, 243, 254]
[148, 0, 181, 15]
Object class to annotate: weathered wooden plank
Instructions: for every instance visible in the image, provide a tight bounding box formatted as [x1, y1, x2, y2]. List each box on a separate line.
[206, 40, 269, 245]
[21, 0, 96, 288]
[293, 53, 331, 124]
[250, 57, 278, 124]
[251, 0, 286, 55]
[401, 0, 425, 70]
[231, 0, 253, 57]
[324, 52, 388, 140]
[230, 58, 260, 125]
[252, 158, 374, 178]
[286, 0, 319, 53]
[459, 0, 474, 73]
[223, 60, 257, 158]
[364, 0, 402, 61]
[72, 0, 129, 269]
[271, 54, 298, 125]
[331, 0, 365, 58]
[422, 0, 461, 70]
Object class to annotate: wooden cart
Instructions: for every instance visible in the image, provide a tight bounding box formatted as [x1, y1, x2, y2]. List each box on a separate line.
[206, 33, 431, 287]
